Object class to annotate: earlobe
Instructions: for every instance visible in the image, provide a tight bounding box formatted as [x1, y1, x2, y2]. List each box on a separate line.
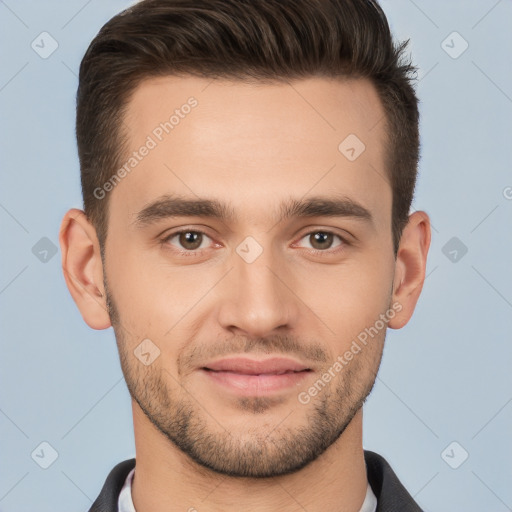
[388, 211, 431, 330]
[59, 208, 112, 330]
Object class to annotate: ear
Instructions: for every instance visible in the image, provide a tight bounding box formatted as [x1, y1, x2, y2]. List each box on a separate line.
[388, 210, 431, 330]
[59, 208, 111, 330]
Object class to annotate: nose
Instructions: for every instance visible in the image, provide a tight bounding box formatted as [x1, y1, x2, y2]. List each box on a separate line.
[216, 240, 300, 338]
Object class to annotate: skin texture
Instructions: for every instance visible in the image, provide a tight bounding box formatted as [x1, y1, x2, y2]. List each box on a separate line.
[60, 75, 431, 512]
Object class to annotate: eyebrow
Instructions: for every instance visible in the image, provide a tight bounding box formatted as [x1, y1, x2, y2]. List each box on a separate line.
[133, 193, 374, 228]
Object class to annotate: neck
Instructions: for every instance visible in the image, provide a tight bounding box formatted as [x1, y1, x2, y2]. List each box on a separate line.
[131, 402, 368, 512]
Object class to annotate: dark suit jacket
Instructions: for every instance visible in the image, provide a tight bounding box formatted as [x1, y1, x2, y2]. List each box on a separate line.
[88, 449, 423, 511]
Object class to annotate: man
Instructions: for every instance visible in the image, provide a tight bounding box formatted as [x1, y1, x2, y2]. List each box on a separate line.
[59, 0, 430, 510]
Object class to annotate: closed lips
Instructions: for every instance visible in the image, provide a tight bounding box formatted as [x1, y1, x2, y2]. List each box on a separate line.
[202, 357, 311, 375]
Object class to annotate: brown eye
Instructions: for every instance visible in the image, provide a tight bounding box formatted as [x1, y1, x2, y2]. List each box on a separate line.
[179, 231, 203, 250]
[310, 232, 334, 250]
[297, 231, 344, 252]
[164, 230, 211, 252]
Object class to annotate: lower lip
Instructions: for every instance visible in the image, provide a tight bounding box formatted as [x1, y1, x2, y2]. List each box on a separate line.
[201, 369, 311, 395]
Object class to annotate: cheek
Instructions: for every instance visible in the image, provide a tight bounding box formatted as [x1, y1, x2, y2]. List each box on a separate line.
[104, 233, 165, 336]
[104, 236, 216, 345]
[306, 252, 394, 343]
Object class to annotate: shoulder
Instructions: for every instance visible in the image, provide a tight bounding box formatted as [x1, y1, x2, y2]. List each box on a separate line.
[364, 450, 423, 512]
[88, 458, 136, 512]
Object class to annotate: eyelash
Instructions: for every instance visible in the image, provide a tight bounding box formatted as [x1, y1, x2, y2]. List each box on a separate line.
[160, 228, 350, 257]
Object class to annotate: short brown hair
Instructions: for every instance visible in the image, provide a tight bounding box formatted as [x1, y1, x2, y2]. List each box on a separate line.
[76, 0, 419, 256]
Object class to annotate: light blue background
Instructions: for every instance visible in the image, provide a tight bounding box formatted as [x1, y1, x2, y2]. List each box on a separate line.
[1, 1, 511, 511]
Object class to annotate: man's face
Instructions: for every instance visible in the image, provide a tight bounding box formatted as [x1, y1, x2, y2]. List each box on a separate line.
[103, 75, 396, 477]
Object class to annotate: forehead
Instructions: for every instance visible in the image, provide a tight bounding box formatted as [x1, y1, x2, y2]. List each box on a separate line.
[125, 75, 385, 145]
[111, 75, 391, 231]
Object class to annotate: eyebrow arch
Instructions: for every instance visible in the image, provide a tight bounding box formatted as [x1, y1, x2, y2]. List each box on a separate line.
[132, 193, 374, 228]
